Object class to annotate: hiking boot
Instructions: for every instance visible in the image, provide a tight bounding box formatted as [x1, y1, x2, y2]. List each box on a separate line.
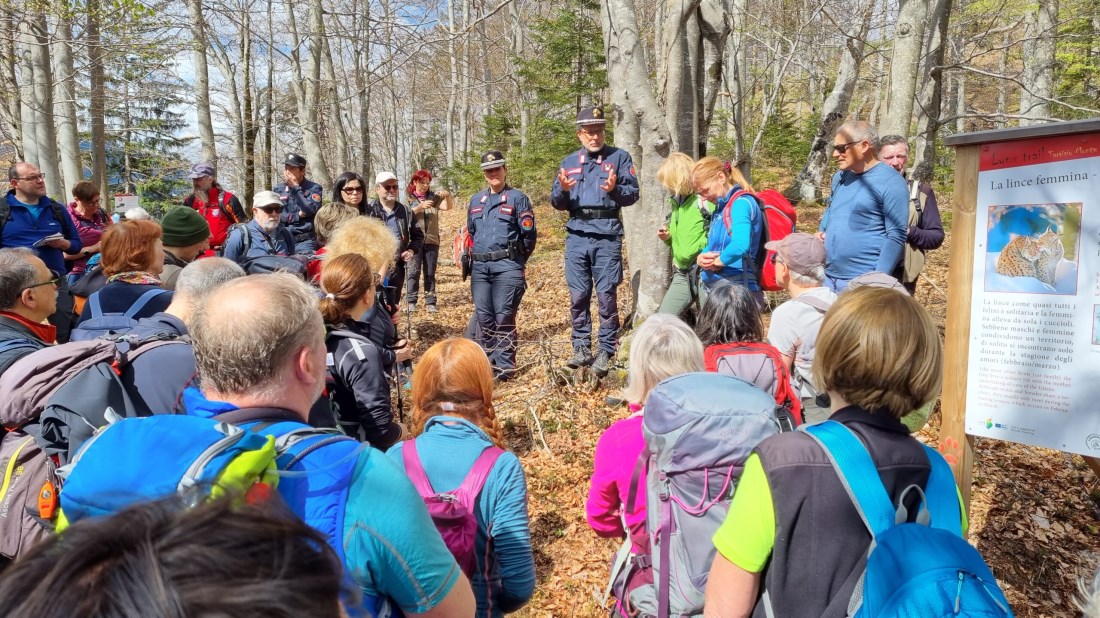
[592, 350, 611, 376]
[407, 303, 417, 314]
[566, 347, 592, 369]
[427, 305, 438, 314]
[605, 395, 627, 407]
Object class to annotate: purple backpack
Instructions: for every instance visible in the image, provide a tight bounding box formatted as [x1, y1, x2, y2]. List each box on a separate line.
[402, 443, 503, 577]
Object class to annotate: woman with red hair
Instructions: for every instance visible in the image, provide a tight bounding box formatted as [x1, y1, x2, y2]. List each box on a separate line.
[405, 170, 452, 313]
[386, 338, 534, 617]
[76, 219, 172, 325]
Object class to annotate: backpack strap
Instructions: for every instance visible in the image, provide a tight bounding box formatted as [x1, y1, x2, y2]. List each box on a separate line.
[920, 443, 962, 534]
[460, 446, 503, 500]
[88, 291, 105, 318]
[402, 442, 436, 496]
[123, 288, 171, 318]
[213, 407, 304, 425]
[625, 452, 646, 514]
[800, 421, 895, 538]
[791, 294, 833, 313]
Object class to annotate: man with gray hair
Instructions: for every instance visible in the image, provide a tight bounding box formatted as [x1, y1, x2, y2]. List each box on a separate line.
[877, 134, 946, 293]
[0, 247, 59, 374]
[182, 273, 474, 617]
[817, 120, 908, 292]
[120, 258, 246, 414]
[764, 233, 836, 424]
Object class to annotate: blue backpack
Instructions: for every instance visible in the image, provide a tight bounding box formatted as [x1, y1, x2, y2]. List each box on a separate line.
[797, 421, 1012, 617]
[58, 409, 388, 617]
[71, 288, 172, 341]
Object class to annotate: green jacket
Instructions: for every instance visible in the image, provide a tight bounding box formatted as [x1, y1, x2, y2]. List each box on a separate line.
[665, 194, 713, 270]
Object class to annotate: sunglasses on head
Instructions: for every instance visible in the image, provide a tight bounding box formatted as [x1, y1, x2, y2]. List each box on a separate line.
[22, 269, 61, 292]
[832, 140, 861, 154]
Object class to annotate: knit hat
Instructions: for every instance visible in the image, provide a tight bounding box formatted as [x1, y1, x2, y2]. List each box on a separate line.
[161, 206, 211, 247]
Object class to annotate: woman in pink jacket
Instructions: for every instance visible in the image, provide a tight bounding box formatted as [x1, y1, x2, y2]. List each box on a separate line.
[586, 314, 704, 614]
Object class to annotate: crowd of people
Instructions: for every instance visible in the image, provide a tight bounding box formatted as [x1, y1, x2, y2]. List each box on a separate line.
[0, 106, 1047, 618]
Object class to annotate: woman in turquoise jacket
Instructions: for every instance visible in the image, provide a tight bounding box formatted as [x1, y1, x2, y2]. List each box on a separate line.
[656, 153, 713, 318]
[692, 157, 765, 309]
[387, 338, 535, 617]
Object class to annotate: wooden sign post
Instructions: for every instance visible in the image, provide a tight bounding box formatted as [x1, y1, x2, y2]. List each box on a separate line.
[943, 119, 1100, 515]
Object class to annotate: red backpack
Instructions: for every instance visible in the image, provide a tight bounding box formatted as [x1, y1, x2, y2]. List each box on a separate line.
[703, 342, 802, 428]
[723, 189, 797, 291]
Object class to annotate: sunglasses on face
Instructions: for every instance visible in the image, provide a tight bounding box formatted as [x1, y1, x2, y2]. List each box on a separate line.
[342, 186, 364, 193]
[381, 184, 399, 191]
[256, 206, 282, 214]
[22, 269, 61, 292]
[832, 140, 861, 154]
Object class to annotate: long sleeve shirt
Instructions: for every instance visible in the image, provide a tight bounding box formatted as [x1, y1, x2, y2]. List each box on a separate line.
[387, 418, 535, 617]
[820, 163, 909, 280]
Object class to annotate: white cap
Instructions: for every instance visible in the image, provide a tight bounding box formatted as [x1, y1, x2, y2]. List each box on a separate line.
[375, 171, 398, 185]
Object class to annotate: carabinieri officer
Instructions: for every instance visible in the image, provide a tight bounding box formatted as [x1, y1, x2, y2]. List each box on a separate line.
[467, 151, 537, 381]
[550, 105, 639, 376]
[274, 152, 323, 254]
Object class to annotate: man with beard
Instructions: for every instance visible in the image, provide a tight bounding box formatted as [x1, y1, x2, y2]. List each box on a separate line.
[550, 106, 639, 376]
[222, 191, 297, 265]
[182, 162, 246, 256]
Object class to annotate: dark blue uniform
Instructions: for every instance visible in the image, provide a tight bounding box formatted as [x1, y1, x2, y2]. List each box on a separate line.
[467, 186, 537, 379]
[273, 178, 323, 254]
[550, 145, 639, 355]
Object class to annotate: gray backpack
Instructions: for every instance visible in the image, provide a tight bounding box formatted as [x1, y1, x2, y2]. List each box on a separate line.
[0, 333, 187, 561]
[610, 372, 780, 618]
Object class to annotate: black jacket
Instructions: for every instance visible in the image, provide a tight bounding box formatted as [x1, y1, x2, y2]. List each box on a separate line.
[364, 199, 424, 256]
[325, 320, 399, 450]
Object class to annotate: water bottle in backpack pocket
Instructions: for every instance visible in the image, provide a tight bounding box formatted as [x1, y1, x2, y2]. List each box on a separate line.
[604, 372, 781, 618]
[794, 421, 1013, 617]
[402, 442, 502, 577]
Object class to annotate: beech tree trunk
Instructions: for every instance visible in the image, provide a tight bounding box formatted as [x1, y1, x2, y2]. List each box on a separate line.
[789, 1, 875, 202]
[52, 13, 82, 192]
[86, 0, 108, 197]
[27, 11, 61, 198]
[187, 0, 217, 166]
[1019, 0, 1057, 124]
[0, 12, 21, 153]
[911, 0, 952, 182]
[880, 0, 929, 136]
[16, 15, 38, 168]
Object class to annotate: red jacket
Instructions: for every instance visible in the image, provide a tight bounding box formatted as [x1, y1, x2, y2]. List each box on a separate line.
[184, 187, 246, 251]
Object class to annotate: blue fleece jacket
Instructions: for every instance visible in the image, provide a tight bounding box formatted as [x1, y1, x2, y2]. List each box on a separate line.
[819, 163, 909, 280]
[700, 186, 763, 291]
[387, 417, 535, 617]
[2, 191, 83, 273]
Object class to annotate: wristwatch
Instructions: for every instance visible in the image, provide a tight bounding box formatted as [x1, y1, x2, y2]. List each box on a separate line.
[82, 249, 92, 257]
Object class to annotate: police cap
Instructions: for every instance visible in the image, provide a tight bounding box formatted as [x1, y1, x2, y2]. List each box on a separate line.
[284, 153, 307, 168]
[576, 106, 607, 126]
[480, 151, 506, 170]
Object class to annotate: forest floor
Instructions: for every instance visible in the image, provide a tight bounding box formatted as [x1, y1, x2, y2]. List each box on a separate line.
[404, 195, 1099, 617]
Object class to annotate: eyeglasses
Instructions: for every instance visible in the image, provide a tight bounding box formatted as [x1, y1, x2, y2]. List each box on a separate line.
[256, 205, 282, 214]
[770, 253, 784, 265]
[342, 186, 364, 193]
[381, 184, 399, 191]
[14, 174, 45, 182]
[372, 273, 382, 286]
[579, 127, 605, 137]
[832, 141, 861, 154]
[22, 269, 61, 292]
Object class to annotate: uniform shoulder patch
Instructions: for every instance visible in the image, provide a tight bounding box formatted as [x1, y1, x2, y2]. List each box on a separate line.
[630, 165, 636, 176]
[311, 193, 321, 202]
[520, 213, 534, 230]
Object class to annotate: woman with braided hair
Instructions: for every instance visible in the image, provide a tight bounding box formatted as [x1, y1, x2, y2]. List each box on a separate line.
[318, 253, 403, 449]
[386, 338, 535, 617]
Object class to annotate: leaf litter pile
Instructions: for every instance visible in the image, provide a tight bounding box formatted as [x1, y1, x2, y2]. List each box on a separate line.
[401, 199, 1099, 617]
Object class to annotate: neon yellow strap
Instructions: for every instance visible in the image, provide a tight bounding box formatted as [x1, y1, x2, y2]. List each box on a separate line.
[0, 436, 35, 501]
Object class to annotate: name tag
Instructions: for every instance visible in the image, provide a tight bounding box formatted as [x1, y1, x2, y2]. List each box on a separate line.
[471, 207, 483, 214]
[500, 205, 514, 215]
[565, 167, 582, 176]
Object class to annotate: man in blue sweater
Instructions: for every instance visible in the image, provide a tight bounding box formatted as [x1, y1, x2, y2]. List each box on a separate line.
[817, 121, 908, 292]
[2, 163, 83, 341]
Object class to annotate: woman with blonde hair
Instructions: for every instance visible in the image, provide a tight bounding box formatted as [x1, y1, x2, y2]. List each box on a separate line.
[386, 338, 535, 617]
[656, 153, 713, 318]
[586, 314, 704, 616]
[704, 287, 974, 617]
[324, 217, 408, 373]
[319, 253, 401, 448]
[692, 157, 766, 308]
[308, 203, 359, 283]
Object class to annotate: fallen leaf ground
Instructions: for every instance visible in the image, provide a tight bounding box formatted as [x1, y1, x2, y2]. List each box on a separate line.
[402, 195, 1099, 617]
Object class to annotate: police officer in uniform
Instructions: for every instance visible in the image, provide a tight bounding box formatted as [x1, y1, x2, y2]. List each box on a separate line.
[551, 105, 639, 375]
[468, 151, 537, 381]
[273, 153, 323, 254]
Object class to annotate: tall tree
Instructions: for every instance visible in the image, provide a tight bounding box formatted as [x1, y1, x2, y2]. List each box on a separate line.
[1019, 0, 1058, 123]
[52, 10, 82, 192]
[186, 0, 217, 165]
[26, 8, 62, 198]
[881, 0, 930, 136]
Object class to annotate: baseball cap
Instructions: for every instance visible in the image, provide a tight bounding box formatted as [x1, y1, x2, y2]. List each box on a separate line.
[765, 233, 825, 277]
[252, 190, 282, 209]
[188, 162, 215, 179]
[375, 172, 398, 185]
[846, 272, 910, 295]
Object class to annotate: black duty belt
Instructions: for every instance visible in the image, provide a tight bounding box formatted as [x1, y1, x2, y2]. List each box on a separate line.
[572, 207, 619, 220]
[472, 249, 510, 262]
